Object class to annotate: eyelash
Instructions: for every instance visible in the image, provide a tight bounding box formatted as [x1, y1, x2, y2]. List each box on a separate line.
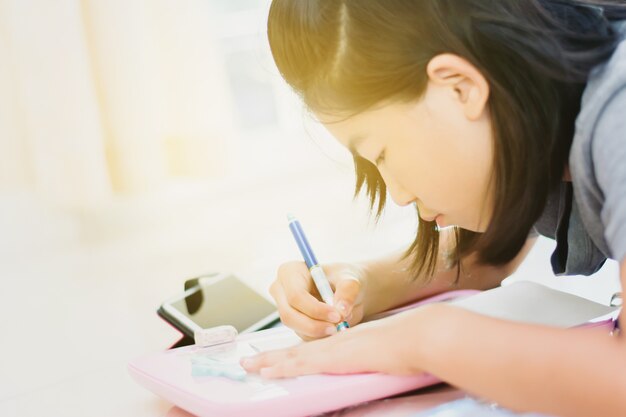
[375, 150, 386, 166]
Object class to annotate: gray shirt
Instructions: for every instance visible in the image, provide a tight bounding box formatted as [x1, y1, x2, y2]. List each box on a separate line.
[534, 20, 626, 276]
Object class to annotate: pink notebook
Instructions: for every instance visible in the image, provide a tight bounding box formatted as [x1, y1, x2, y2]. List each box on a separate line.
[128, 284, 617, 417]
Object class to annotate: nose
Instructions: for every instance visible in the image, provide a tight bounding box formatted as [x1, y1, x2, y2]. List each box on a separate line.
[380, 171, 415, 207]
[389, 188, 415, 207]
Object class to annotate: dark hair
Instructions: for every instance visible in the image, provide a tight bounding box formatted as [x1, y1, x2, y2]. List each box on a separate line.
[267, 0, 626, 281]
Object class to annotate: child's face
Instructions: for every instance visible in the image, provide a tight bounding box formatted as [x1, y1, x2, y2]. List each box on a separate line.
[317, 81, 495, 232]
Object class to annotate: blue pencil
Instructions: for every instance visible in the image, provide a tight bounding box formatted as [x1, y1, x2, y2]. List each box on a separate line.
[287, 214, 350, 332]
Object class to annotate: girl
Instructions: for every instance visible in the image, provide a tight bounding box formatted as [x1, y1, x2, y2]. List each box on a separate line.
[240, 1, 626, 416]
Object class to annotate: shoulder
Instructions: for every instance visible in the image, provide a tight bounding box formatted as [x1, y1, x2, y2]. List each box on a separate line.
[569, 23, 626, 263]
[575, 22, 626, 139]
[590, 78, 626, 263]
[590, 25, 626, 214]
[592, 85, 626, 167]
[571, 24, 626, 163]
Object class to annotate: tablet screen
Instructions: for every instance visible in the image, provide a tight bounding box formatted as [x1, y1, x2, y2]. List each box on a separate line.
[166, 275, 278, 333]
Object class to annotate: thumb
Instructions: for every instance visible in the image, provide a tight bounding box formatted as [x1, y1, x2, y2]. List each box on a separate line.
[333, 277, 361, 319]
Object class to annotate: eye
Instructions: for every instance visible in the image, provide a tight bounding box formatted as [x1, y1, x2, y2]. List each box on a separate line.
[375, 150, 386, 166]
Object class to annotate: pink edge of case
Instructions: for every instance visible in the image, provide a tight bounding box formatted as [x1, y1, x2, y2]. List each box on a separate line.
[128, 289, 616, 417]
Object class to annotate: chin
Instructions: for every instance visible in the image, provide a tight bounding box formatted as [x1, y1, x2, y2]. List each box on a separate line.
[467, 220, 489, 233]
[436, 213, 489, 233]
[452, 218, 487, 233]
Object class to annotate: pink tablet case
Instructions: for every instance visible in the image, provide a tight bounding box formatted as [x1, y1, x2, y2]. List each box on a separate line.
[128, 289, 615, 417]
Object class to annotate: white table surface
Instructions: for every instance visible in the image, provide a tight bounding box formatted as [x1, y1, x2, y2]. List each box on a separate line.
[1, 172, 620, 417]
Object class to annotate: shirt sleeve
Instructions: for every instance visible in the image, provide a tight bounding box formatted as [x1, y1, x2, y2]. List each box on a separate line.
[592, 85, 626, 263]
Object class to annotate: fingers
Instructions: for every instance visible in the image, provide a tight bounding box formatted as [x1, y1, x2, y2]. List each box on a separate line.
[240, 347, 295, 373]
[273, 262, 338, 321]
[240, 331, 357, 379]
[271, 262, 366, 338]
[278, 279, 338, 322]
[240, 346, 319, 379]
[272, 284, 340, 339]
[333, 277, 361, 320]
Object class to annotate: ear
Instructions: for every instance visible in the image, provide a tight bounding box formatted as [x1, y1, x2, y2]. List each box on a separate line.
[426, 53, 490, 121]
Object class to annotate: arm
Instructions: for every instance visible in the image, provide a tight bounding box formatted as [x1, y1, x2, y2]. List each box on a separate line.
[409, 78, 626, 416]
[406, 257, 626, 417]
[360, 231, 537, 316]
[242, 246, 623, 417]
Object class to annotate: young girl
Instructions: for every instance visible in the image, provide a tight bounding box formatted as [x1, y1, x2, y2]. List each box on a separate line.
[240, 1, 626, 415]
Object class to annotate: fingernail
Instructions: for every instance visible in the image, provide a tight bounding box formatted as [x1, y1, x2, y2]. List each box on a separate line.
[337, 301, 352, 317]
[325, 326, 337, 336]
[240, 357, 255, 368]
[328, 312, 341, 322]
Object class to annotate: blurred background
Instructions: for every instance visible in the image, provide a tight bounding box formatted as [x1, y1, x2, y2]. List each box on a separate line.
[0, 0, 378, 257]
[0, 1, 619, 416]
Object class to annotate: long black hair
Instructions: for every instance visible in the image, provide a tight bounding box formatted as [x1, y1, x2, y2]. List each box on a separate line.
[268, 0, 626, 281]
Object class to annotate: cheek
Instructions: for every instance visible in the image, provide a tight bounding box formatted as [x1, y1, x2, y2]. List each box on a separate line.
[388, 144, 446, 202]
[386, 107, 493, 215]
[394, 140, 492, 216]
[391, 120, 463, 201]
[444, 141, 494, 227]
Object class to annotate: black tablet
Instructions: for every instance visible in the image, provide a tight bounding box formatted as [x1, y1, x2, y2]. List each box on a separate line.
[158, 272, 280, 339]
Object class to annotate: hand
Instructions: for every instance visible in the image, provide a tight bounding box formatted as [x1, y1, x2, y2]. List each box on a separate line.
[240, 313, 421, 379]
[270, 261, 367, 340]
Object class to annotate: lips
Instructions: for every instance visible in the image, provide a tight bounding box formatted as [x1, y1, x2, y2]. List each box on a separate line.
[435, 214, 446, 227]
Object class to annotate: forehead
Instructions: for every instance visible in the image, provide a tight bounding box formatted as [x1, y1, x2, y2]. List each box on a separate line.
[313, 102, 412, 149]
[312, 110, 358, 148]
